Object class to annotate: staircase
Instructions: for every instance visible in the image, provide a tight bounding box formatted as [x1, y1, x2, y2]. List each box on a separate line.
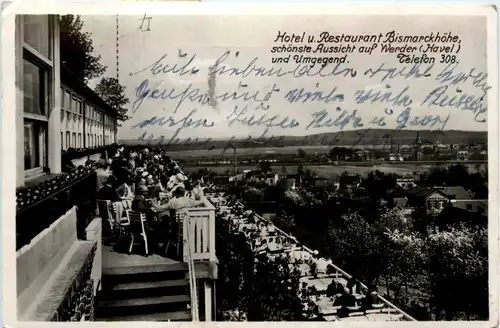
[95, 262, 193, 321]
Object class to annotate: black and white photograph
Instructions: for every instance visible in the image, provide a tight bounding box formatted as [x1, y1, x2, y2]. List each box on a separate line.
[2, 2, 498, 325]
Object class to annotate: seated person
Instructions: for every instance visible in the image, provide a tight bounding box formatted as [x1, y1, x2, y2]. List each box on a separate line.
[192, 180, 204, 200]
[135, 176, 147, 190]
[326, 280, 343, 297]
[97, 176, 121, 202]
[184, 180, 194, 198]
[337, 289, 358, 317]
[116, 179, 133, 200]
[347, 276, 362, 295]
[361, 284, 380, 312]
[155, 184, 204, 213]
[132, 185, 157, 218]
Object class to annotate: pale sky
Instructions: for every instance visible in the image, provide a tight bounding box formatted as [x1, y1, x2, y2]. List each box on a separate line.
[81, 14, 488, 142]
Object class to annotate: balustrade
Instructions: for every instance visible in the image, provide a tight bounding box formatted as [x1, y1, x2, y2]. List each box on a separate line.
[183, 197, 217, 262]
[16, 169, 97, 250]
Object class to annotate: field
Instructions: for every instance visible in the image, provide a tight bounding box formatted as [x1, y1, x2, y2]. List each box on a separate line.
[182, 164, 440, 179]
[169, 146, 333, 158]
[182, 162, 486, 179]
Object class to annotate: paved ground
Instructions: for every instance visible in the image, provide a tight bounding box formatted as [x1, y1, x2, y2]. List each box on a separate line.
[102, 245, 179, 270]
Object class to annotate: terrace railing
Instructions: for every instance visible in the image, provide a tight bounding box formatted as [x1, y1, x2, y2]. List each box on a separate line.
[183, 212, 200, 321]
[183, 197, 216, 262]
[16, 172, 97, 250]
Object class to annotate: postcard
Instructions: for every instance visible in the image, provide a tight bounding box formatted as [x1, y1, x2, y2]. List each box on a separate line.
[1, 1, 498, 326]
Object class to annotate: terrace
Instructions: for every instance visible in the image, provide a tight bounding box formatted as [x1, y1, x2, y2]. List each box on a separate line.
[16, 165, 218, 322]
[16, 161, 414, 322]
[94, 196, 218, 321]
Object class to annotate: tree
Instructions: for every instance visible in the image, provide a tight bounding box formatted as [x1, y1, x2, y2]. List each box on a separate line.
[325, 212, 384, 284]
[427, 227, 488, 320]
[95, 77, 131, 122]
[243, 187, 264, 203]
[382, 230, 429, 302]
[247, 255, 304, 321]
[257, 161, 272, 173]
[296, 165, 304, 177]
[59, 15, 106, 82]
[296, 148, 307, 158]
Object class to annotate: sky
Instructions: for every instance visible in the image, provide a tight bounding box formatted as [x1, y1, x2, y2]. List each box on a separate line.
[81, 14, 488, 142]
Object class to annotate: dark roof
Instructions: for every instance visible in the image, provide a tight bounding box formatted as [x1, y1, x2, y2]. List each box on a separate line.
[390, 186, 408, 198]
[254, 173, 276, 178]
[61, 66, 118, 117]
[440, 186, 471, 200]
[406, 186, 438, 198]
[438, 204, 487, 226]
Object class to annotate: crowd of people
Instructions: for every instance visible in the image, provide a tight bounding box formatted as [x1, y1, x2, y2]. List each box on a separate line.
[95, 145, 206, 256]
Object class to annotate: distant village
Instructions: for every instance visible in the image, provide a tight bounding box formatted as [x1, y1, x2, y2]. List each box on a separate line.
[184, 132, 488, 166]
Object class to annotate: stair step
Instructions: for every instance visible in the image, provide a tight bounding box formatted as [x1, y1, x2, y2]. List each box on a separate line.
[103, 263, 188, 276]
[98, 310, 192, 322]
[98, 294, 190, 308]
[109, 279, 189, 291]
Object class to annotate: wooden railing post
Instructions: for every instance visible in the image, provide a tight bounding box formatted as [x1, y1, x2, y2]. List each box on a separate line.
[209, 207, 216, 262]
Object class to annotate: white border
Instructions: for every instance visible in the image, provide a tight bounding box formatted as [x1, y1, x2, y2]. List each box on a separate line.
[2, 2, 499, 328]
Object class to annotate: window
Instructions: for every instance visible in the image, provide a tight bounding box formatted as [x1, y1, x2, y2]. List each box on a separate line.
[78, 100, 82, 115]
[23, 59, 47, 116]
[23, 56, 49, 173]
[72, 133, 76, 147]
[66, 111, 70, 129]
[78, 133, 82, 148]
[65, 91, 71, 110]
[87, 133, 89, 147]
[72, 96, 78, 112]
[23, 15, 51, 59]
[60, 87, 64, 108]
[24, 122, 40, 169]
[61, 131, 64, 149]
[66, 131, 70, 149]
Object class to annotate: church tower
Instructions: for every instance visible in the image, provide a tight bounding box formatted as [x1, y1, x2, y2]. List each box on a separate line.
[414, 132, 422, 161]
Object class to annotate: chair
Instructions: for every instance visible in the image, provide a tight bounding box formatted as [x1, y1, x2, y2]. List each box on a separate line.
[97, 200, 114, 232]
[165, 210, 187, 259]
[124, 210, 149, 255]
